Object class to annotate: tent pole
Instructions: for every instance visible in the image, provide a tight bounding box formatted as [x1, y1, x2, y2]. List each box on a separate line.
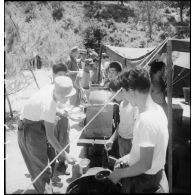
[166, 39, 173, 193]
[98, 44, 103, 84]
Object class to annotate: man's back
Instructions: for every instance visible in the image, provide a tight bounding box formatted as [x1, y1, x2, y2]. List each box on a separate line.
[129, 104, 169, 174]
[20, 85, 57, 123]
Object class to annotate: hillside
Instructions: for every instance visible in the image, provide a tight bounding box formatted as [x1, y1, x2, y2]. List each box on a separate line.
[5, 1, 190, 114]
[5, 1, 190, 66]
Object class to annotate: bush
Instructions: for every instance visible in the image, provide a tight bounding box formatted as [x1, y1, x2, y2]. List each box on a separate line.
[52, 7, 64, 21]
[167, 15, 176, 23]
[186, 8, 190, 17]
[83, 22, 107, 53]
[164, 7, 171, 14]
[74, 27, 79, 34]
[139, 40, 146, 48]
[25, 15, 35, 23]
[174, 24, 190, 39]
[159, 31, 169, 41]
[84, 3, 135, 23]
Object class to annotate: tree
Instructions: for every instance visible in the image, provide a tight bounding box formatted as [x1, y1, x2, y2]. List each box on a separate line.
[146, 1, 152, 40]
[166, 1, 190, 22]
[83, 21, 107, 53]
[120, 1, 124, 6]
[5, 2, 40, 117]
[134, 1, 163, 40]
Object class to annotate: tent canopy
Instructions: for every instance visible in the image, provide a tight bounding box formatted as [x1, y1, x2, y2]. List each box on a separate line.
[102, 38, 190, 69]
[160, 51, 190, 69]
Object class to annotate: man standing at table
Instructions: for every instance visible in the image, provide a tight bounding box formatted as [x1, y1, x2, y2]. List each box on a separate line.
[108, 68, 169, 193]
[47, 63, 72, 175]
[66, 46, 80, 106]
[18, 76, 77, 194]
[66, 46, 80, 71]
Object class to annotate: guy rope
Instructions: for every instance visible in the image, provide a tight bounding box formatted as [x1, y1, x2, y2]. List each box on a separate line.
[21, 88, 122, 194]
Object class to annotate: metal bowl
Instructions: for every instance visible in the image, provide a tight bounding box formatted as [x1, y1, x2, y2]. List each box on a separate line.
[67, 107, 86, 122]
[68, 112, 86, 122]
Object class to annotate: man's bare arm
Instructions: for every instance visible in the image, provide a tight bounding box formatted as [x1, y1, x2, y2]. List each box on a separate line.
[44, 121, 68, 160]
[108, 146, 154, 183]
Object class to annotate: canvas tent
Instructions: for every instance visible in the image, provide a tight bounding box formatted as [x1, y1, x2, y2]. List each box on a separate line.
[99, 39, 190, 96]
[100, 38, 190, 69]
[102, 45, 156, 67]
[98, 38, 190, 192]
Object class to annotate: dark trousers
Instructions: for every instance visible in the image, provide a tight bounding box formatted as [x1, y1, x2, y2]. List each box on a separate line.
[69, 74, 80, 107]
[118, 136, 132, 157]
[47, 116, 70, 175]
[18, 121, 52, 194]
[120, 169, 164, 193]
[109, 103, 120, 158]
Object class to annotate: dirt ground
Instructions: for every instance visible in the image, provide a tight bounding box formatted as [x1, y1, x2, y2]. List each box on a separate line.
[5, 69, 190, 194]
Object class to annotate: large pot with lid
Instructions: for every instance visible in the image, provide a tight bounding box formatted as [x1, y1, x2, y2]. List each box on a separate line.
[66, 167, 121, 193]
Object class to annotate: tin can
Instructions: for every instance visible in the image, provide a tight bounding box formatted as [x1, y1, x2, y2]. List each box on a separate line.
[79, 158, 90, 175]
[72, 163, 81, 179]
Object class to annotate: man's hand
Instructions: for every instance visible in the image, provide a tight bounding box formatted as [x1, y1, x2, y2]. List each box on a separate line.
[62, 110, 70, 118]
[66, 154, 78, 165]
[108, 169, 121, 184]
[114, 154, 129, 169]
[105, 139, 114, 151]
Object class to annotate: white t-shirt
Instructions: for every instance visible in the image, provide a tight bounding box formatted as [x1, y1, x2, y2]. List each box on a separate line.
[20, 84, 57, 123]
[128, 104, 169, 174]
[118, 101, 138, 139]
[77, 69, 90, 89]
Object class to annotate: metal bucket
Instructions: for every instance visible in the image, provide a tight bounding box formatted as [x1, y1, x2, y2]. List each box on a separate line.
[79, 158, 90, 175]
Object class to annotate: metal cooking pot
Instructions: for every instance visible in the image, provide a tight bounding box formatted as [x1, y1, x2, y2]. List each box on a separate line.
[66, 169, 121, 193]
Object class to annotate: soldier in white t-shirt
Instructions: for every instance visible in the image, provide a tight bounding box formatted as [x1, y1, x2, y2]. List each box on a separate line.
[18, 76, 77, 194]
[108, 68, 169, 193]
[105, 79, 138, 157]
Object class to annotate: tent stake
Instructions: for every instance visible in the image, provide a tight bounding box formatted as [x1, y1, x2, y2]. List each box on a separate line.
[166, 39, 173, 193]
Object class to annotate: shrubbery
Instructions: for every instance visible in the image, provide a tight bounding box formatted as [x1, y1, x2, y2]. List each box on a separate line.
[83, 20, 107, 53]
[5, 1, 190, 76]
[84, 2, 134, 23]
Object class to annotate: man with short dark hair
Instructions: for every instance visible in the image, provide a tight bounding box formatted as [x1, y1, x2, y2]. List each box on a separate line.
[104, 61, 122, 87]
[52, 63, 68, 76]
[149, 61, 167, 116]
[48, 63, 71, 175]
[108, 68, 169, 193]
[106, 78, 138, 157]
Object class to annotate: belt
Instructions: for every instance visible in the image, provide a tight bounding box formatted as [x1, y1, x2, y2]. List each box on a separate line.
[144, 169, 163, 177]
[22, 118, 43, 125]
[118, 135, 133, 141]
[18, 119, 43, 131]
